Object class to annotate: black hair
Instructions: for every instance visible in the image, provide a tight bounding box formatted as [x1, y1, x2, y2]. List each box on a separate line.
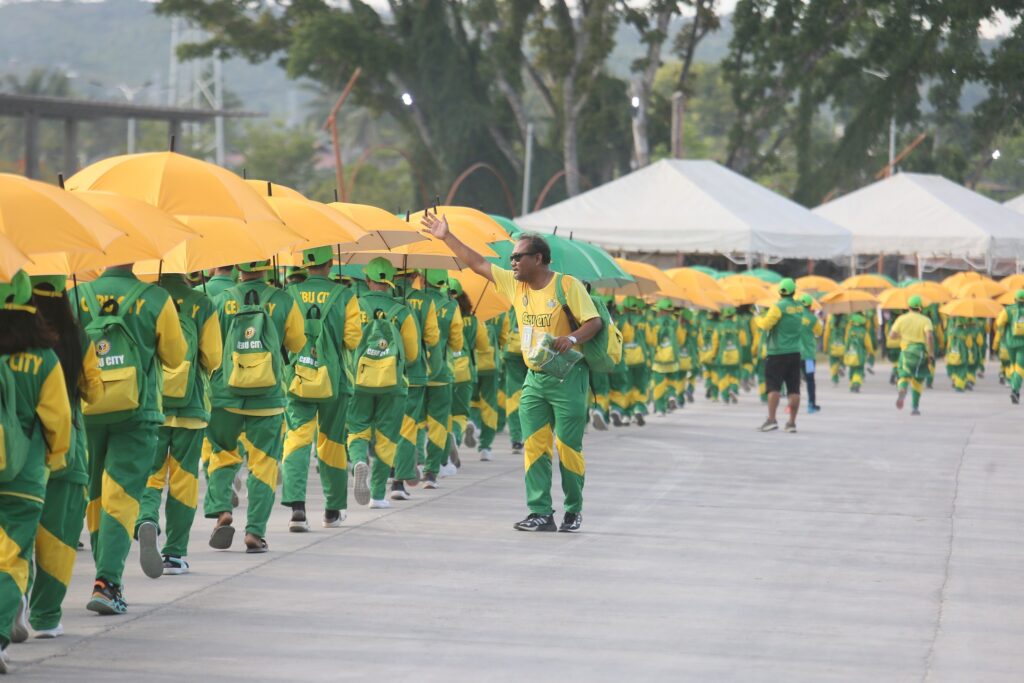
[0, 310, 58, 356]
[456, 292, 473, 317]
[32, 287, 84, 405]
[518, 234, 552, 265]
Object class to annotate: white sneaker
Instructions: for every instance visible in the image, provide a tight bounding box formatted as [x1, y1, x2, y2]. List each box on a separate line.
[352, 461, 371, 506]
[0, 647, 9, 674]
[322, 510, 347, 528]
[590, 409, 608, 431]
[464, 422, 478, 448]
[479, 448, 493, 462]
[10, 595, 28, 643]
[439, 462, 458, 478]
[369, 499, 391, 509]
[34, 623, 64, 639]
[162, 556, 190, 575]
[390, 487, 412, 501]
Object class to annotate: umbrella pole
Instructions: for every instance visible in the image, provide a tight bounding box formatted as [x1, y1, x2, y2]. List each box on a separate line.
[72, 274, 80, 318]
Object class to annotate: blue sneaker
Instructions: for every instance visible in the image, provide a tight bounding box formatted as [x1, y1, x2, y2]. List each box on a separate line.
[807, 405, 820, 414]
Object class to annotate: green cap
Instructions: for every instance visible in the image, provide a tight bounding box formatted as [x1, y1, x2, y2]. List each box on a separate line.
[237, 260, 272, 273]
[424, 269, 449, 288]
[302, 246, 333, 268]
[1016, 289, 1024, 302]
[799, 293, 814, 307]
[29, 274, 68, 298]
[1, 271, 35, 312]
[447, 278, 464, 297]
[364, 257, 397, 287]
[778, 278, 796, 296]
[908, 294, 923, 310]
[654, 297, 674, 311]
[721, 305, 736, 317]
[623, 295, 644, 310]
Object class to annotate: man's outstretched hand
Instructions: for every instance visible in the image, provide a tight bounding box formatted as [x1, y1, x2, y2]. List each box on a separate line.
[421, 212, 449, 240]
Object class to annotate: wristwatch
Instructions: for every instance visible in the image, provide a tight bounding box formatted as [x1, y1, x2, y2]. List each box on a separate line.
[568, 335, 578, 345]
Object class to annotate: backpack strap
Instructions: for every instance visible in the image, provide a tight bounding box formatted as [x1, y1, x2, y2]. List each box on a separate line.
[554, 273, 581, 332]
[116, 281, 151, 319]
[78, 282, 102, 322]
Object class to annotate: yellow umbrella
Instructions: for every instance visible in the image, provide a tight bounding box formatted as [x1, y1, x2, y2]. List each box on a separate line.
[245, 179, 307, 201]
[840, 274, 891, 292]
[616, 258, 718, 309]
[998, 274, 1024, 291]
[940, 298, 1003, 319]
[722, 281, 770, 306]
[449, 270, 511, 322]
[819, 288, 878, 314]
[878, 287, 926, 310]
[427, 206, 512, 244]
[134, 215, 304, 275]
[267, 197, 370, 251]
[664, 267, 732, 305]
[905, 281, 952, 304]
[0, 233, 29, 282]
[67, 151, 282, 225]
[25, 192, 198, 276]
[0, 173, 123, 256]
[330, 203, 427, 250]
[719, 274, 768, 289]
[795, 275, 839, 295]
[941, 271, 986, 292]
[339, 235, 468, 270]
[956, 280, 1006, 299]
[409, 208, 502, 255]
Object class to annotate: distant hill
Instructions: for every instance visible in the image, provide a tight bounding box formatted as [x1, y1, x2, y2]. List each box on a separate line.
[607, 14, 734, 77]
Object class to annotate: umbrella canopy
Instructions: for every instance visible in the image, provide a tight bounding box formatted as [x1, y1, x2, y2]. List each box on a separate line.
[0, 173, 123, 257]
[905, 281, 953, 304]
[245, 179, 307, 201]
[569, 239, 634, 287]
[331, 203, 426, 250]
[664, 267, 733, 306]
[996, 290, 1021, 305]
[878, 288, 926, 310]
[449, 270, 510, 322]
[26, 192, 197, 276]
[840, 274, 892, 292]
[686, 265, 719, 277]
[614, 258, 718, 309]
[957, 280, 1006, 299]
[757, 290, 822, 311]
[741, 267, 783, 283]
[339, 236, 465, 271]
[425, 206, 511, 244]
[795, 275, 839, 295]
[941, 271, 987, 291]
[999, 274, 1024, 290]
[899, 278, 922, 287]
[67, 151, 282, 226]
[407, 208, 498, 256]
[264, 196, 370, 252]
[940, 298, 1003, 319]
[819, 288, 878, 314]
[488, 214, 523, 239]
[723, 281, 770, 306]
[720, 274, 771, 289]
[487, 236, 632, 288]
[517, 159, 852, 259]
[0, 233, 29, 282]
[814, 173, 1024, 260]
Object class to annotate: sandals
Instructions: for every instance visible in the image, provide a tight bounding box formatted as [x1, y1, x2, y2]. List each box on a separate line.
[244, 534, 268, 554]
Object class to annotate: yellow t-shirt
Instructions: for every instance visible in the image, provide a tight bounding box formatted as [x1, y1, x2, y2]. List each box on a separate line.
[491, 265, 599, 370]
[891, 311, 934, 350]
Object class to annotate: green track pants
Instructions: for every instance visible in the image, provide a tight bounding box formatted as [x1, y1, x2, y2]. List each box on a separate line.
[204, 410, 284, 539]
[503, 357, 527, 444]
[138, 426, 203, 557]
[590, 371, 611, 420]
[29, 478, 86, 630]
[1010, 348, 1024, 394]
[450, 380, 472, 445]
[520, 365, 589, 515]
[394, 386, 425, 482]
[0, 494, 43, 647]
[86, 421, 159, 585]
[347, 391, 405, 501]
[281, 397, 349, 512]
[471, 372, 499, 450]
[424, 384, 453, 475]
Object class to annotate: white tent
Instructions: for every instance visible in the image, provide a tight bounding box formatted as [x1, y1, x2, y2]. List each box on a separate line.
[516, 159, 852, 259]
[813, 173, 1024, 264]
[1006, 193, 1024, 213]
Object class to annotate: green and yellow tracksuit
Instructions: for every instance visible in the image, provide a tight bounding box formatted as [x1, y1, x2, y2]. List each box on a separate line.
[502, 309, 528, 444]
[650, 314, 680, 414]
[945, 318, 972, 392]
[194, 274, 237, 300]
[204, 280, 305, 540]
[615, 307, 653, 416]
[280, 276, 361, 513]
[451, 312, 487, 445]
[925, 305, 944, 387]
[408, 287, 462, 476]
[884, 312, 904, 384]
[712, 316, 746, 402]
[823, 313, 848, 385]
[995, 303, 1024, 397]
[29, 337, 101, 632]
[843, 316, 874, 391]
[346, 291, 420, 500]
[72, 268, 187, 586]
[137, 276, 222, 560]
[891, 311, 935, 411]
[1, 349, 70, 647]
[471, 313, 507, 451]
[491, 266, 598, 515]
[394, 288, 440, 480]
[737, 309, 755, 387]
[700, 314, 720, 400]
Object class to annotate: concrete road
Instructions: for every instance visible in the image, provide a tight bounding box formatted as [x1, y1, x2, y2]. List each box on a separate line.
[9, 362, 1023, 682]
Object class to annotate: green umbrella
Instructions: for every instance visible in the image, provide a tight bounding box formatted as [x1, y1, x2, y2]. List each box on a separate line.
[688, 265, 719, 277]
[487, 231, 633, 288]
[899, 278, 922, 288]
[488, 214, 522, 239]
[742, 267, 783, 283]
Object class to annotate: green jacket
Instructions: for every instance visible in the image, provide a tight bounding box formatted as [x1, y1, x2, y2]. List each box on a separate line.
[72, 267, 187, 425]
[799, 309, 820, 362]
[285, 275, 359, 396]
[407, 287, 462, 385]
[400, 290, 440, 387]
[160, 275, 223, 422]
[756, 297, 804, 356]
[196, 274, 236, 299]
[211, 279, 305, 411]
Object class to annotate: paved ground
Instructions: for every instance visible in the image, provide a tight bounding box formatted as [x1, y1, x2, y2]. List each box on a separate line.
[7, 361, 1023, 681]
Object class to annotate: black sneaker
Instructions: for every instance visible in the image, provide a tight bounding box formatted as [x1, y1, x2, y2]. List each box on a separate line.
[513, 513, 557, 532]
[559, 512, 582, 533]
[511, 441, 524, 454]
[1011, 391, 1020, 405]
[634, 413, 646, 427]
[87, 578, 126, 615]
[610, 412, 624, 427]
[390, 481, 411, 501]
[289, 508, 309, 532]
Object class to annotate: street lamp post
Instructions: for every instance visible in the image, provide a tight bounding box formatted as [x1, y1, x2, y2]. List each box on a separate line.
[862, 68, 895, 176]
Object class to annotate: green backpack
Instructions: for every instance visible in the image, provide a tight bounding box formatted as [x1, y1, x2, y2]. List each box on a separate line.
[354, 301, 407, 394]
[0, 356, 31, 483]
[286, 287, 346, 402]
[554, 275, 623, 373]
[223, 288, 284, 396]
[79, 281, 150, 424]
[162, 298, 200, 408]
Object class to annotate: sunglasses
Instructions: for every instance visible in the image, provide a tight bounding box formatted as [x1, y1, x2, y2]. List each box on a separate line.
[510, 251, 539, 263]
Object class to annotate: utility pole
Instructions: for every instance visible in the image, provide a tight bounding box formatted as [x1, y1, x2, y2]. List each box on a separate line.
[521, 123, 534, 216]
[671, 92, 685, 158]
[214, 58, 225, 165]
[888, 117, 896, 177]
[168, 18, 179, 106]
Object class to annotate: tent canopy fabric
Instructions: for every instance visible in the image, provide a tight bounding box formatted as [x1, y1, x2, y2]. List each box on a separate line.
[516, 159, 852, 259]
[1006, 193, 1024, 213]
[814, 173, 1024, 261]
